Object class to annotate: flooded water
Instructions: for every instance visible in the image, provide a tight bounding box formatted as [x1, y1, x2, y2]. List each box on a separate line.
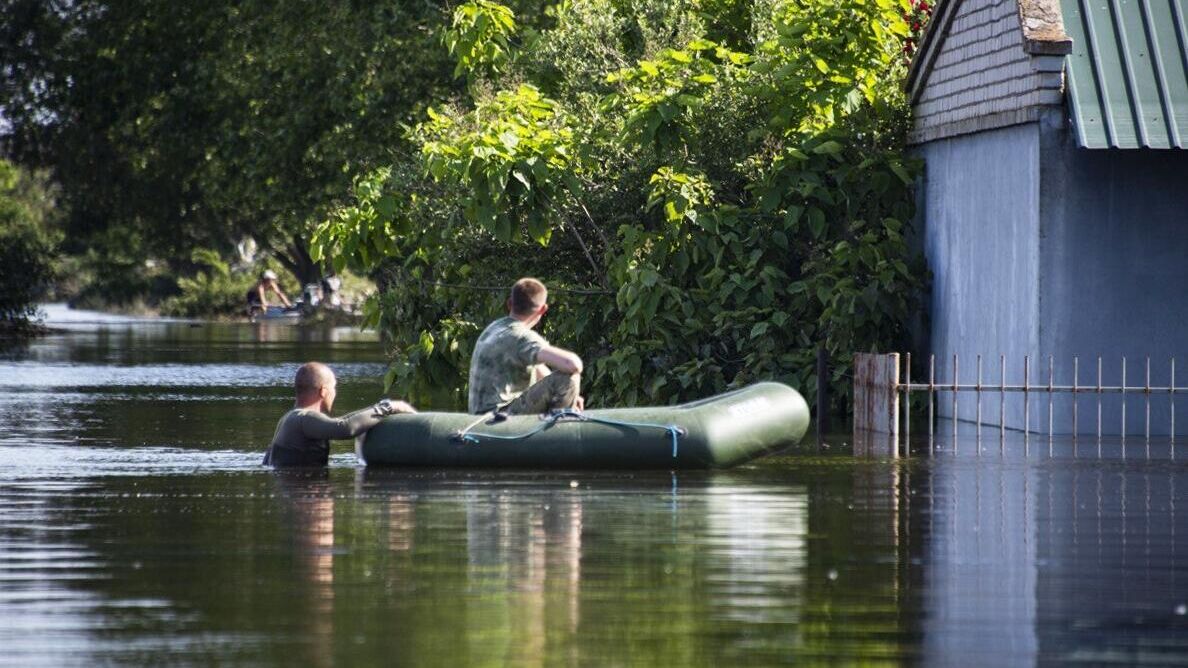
[1, 305, 1186, 666]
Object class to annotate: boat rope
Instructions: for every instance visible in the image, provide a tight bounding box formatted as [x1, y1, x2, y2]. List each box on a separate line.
[453, 408, 687, 458]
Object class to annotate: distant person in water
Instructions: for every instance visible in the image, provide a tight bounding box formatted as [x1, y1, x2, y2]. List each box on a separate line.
[467, 277, 585, 415]
[263, 362, 415, 466]
[247, 270, 292, 317]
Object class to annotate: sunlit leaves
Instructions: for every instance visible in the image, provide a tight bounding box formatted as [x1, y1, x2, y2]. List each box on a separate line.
[0, 160, 58, 329]
[605, 39, 750, 152]
[310, 167, 404, 274]
[417, 85, 576, 245]
[752, 0, 911, 131]
[445, 1, 518, 82]
[646, 167, 714, 225]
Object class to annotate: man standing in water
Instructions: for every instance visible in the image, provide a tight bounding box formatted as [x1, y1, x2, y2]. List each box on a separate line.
[246, 270, 293, 317]
[263, 362, 415, 466]
[468, 277, 585, 415]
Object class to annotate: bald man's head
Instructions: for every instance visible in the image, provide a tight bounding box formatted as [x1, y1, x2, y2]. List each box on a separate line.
[295, 362, 336, 398]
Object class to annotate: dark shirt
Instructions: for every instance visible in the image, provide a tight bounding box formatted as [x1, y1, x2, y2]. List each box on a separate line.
[262, 405, 384, 467]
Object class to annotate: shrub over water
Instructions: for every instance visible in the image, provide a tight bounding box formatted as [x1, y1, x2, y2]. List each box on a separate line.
[0, 160, 58, 334]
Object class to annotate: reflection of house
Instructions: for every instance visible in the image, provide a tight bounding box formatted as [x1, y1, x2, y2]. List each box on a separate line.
[908, 0, 1188, 434]
[920, 449, 1188, 664]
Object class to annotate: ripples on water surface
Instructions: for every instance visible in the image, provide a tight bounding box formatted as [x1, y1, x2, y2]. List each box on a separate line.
[0, 306, 1186, 666]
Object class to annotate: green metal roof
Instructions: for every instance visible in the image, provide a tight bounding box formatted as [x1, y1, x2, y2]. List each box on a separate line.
[1062, 0, 1188, 148]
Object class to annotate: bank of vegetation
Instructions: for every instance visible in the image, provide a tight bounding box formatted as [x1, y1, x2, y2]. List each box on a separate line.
[1, 0, 928, 411]
[0, 159, 58, 334]
[1, 0, 464, 317]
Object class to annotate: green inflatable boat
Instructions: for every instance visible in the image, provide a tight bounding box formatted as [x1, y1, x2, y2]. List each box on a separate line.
[356, 382, 810, 469]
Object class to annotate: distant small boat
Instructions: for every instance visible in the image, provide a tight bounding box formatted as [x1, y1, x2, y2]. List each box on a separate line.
[358, 382, 810, 469]
[250, 305, 303, 322]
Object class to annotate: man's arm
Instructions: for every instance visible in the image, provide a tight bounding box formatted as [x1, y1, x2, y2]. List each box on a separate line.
[271, 285, 293, 308]
[297, 401, 415, 440]
[256, 284, 269, 307]
[297, 408, 380, 440]
[536, 345, 583, 374]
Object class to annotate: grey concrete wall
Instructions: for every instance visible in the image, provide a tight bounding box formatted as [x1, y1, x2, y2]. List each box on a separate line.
[1038, 114, 1188, 435]
[919, 122, 1042, 429]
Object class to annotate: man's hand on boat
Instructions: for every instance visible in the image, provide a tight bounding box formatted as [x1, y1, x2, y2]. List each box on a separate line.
[375, 399, 417, 416]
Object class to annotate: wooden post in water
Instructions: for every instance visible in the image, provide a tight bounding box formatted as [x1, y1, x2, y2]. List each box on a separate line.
[853, 353, 900, 457]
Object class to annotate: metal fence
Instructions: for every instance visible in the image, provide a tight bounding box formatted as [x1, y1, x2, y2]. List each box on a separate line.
[853, 352, 1183, 456]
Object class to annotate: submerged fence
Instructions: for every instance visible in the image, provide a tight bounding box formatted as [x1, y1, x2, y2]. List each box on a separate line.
[853, 352, 1183, 456]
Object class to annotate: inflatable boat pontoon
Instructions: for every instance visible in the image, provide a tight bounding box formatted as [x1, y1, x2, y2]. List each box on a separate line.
[357, 382, 810, 469]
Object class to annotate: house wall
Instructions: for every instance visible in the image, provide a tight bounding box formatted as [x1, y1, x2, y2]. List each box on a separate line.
[919, 109, 1188, 435]
[918, 122, 1041, 429]
[1038, 115, 1188, 435]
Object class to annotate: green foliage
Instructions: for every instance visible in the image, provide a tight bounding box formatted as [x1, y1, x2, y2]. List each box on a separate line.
[752, 0, 912, 130]
[315, 0, 928, 412]
[0, 160, 58, 332]
[418, 85, 578, 245]
[69, 227, 178, 312]
[310, 167, 404, 275]
[0, 0, 467, 292]
[445, 1, 518, 82]
[647, 167, 715, 225]
[606, 38, 750, 151]
[159, 249, 259, 318]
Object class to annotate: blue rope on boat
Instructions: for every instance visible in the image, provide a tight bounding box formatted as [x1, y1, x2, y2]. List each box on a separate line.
[456, 408, 686, 457]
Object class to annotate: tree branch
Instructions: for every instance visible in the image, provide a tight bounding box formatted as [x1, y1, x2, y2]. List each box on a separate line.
[382, 268, 612, 295]
[565, 220, 608, 289]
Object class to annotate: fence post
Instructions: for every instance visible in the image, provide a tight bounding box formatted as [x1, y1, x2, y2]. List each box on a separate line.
[816, 345, 830, 440]
[853, 353, 901, 451]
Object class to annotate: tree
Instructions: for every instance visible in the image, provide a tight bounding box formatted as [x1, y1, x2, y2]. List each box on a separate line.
[0, 159, 57, 332]
[0, 0, 466, 288]
[314, 0, 928, 410]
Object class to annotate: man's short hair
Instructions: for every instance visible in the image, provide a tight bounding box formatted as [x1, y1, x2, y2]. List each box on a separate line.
[295, 362, 334, 395]
[510, 278, 547, 316]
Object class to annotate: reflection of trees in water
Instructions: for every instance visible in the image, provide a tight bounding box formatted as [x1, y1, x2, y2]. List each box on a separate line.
[461, 486, 583, 667]
[339, 467, 922, 664]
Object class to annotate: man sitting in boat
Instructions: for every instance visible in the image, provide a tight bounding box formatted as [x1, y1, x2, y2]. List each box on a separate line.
[263, 361, 416, 466]
[246, 270, 293, 317]
[468, 277, 585, 415]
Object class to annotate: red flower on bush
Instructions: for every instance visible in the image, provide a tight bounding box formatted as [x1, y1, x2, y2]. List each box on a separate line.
[901, 0, 934, 59]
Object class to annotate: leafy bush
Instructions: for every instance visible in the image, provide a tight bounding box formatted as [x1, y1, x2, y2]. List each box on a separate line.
[0, 160, 59, 334]
[314, 0, 928, 412]
[160, 249, 287, 318]
[68, 227, 177, 312]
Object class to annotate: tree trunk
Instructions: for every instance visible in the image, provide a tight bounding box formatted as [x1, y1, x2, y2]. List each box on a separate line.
[262, 234, 322, 287]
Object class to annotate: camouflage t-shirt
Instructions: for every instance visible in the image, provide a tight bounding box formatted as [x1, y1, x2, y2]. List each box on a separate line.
[468, 316, 549, 413]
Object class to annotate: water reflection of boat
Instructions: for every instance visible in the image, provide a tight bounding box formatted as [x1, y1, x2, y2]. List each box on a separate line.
[358, 382, 811, 469]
